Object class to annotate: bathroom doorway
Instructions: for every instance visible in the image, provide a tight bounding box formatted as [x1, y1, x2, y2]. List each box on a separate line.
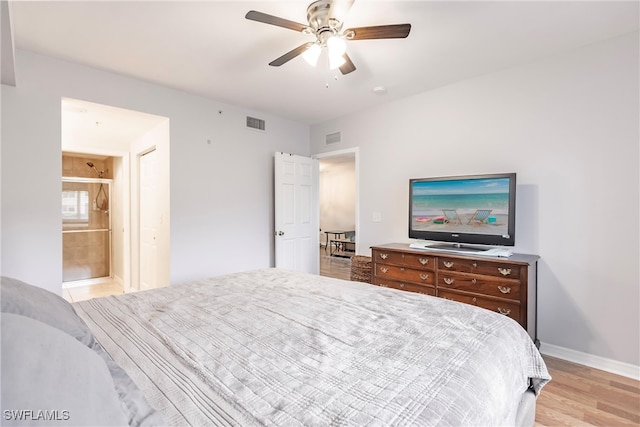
[61, 98, 170, 295]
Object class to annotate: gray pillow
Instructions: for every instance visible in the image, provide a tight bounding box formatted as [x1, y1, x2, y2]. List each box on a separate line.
[0, 277, 164, 426]
[0, 276, 95, 347]
[1, 313, 130, 426]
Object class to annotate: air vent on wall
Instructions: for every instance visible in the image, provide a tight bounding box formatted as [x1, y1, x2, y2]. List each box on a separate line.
[325, 131, 341, 145]
[246, 116, 266, 131]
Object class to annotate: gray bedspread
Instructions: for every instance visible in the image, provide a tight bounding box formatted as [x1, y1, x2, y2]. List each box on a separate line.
[74, 268, 550, 426]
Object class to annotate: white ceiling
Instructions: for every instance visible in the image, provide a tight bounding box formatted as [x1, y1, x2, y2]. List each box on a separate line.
[9, 1, 640, 125]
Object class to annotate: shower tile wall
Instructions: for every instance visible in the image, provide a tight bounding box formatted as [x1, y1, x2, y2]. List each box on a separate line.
[62, 155, 113, 179]
[62, 155, 113, 283]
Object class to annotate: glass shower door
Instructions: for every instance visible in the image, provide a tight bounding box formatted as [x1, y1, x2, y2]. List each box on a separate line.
[62, 179, 111, 282]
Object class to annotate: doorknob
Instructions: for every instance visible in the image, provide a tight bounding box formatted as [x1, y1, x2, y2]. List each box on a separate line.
[276, 231, 284, 236]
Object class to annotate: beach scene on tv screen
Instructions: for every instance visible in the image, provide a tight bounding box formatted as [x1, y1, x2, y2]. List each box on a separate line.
[411, 178, 510, 236]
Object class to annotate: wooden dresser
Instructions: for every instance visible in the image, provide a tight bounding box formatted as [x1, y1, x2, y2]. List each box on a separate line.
[371, 243, 539, 345]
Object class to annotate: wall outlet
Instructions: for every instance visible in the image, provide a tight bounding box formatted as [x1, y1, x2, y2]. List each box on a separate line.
[372, 211, 382, 223]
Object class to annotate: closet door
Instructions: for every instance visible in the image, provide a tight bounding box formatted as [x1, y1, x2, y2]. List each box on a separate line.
[139, 149, 159, 291]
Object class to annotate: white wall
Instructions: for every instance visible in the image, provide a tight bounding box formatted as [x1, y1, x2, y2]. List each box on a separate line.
[310, 33, 639, 369]
[1, 50, 310, 294]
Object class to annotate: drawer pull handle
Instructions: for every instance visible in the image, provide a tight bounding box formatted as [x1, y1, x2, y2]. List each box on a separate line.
[419, 258, 429, 265]
[498, 286, 511, 294]
[443, 261, 454, 268]
[472, 297, 477, 303]
[444, 297, 453, 301]
[399, 283, 405, 288]
[471, 278, 477, 284]
[472, 262, 477, 268]
[498, 268, 512, 276]
[380, 267, 388, 273]
[497, 307, 511, 315]
[400, 267, 405, 272]
[380, 284, 389, 288]
[443, 277, 454, 285]
[420, 273, 429, 280]
[380, 253, 388, 260]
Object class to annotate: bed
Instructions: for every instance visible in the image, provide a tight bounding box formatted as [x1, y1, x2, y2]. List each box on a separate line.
[1, 269, 550, 426]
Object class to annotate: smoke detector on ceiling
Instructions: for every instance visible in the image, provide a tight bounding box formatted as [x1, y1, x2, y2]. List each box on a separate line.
[373, 86, 387, 95]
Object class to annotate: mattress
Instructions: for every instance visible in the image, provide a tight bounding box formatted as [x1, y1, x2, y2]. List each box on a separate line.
[74, 268, 550, 426]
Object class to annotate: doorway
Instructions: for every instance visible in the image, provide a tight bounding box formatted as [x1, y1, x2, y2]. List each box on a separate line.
[61, 98, 170, 295]
[315, 148, 358, 258]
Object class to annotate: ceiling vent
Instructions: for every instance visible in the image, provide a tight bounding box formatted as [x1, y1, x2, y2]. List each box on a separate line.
[325, 131, 341, 145]
[246, 116, 266, 131]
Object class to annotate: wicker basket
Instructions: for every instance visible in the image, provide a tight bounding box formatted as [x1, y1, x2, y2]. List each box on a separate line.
[350, 255, 372, 283]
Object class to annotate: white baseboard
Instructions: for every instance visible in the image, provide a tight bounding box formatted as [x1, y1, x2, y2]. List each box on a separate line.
[112, 274, 124, 289]
[540, 342, 640, 380]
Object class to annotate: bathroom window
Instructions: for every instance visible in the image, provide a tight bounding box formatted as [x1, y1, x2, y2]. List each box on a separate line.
[62, 190, 89, 223]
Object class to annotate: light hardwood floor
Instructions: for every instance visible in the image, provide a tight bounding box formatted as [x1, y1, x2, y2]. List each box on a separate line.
[535, 356, 639, 426]
[319, 252, 640, 427]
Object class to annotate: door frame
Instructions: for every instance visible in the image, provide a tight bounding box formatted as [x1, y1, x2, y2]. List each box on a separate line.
[313, 147, 360, 255]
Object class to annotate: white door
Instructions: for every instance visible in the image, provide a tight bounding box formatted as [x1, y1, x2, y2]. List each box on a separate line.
[139, 149, 159, 290]
[274, 152, 319, 273]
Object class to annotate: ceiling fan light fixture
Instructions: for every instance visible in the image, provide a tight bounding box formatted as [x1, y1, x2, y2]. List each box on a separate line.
[246, 1, 411, 75]
[327, 35, 347, 69]
[326, 35, 346, 56]
[328, 53, 346, 70]
[302, 43, 322, 67]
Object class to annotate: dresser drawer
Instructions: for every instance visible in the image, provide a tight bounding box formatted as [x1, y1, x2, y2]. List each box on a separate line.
[372, 250, 435, 270]
[373, 278, 436, 296]
[437, 273, 521, 300]
[438, 290, 521, 322]
[374, 264, 434, 285]
[438, 257, 522, 279]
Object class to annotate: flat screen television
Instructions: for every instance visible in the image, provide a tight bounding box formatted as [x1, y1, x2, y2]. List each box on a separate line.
[409, 173, 516, 249]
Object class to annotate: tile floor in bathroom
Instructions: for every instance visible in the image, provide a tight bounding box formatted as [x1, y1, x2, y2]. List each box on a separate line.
[63, 278, 124, 303]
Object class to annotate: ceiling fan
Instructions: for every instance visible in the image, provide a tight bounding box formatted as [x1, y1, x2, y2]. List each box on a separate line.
[245, 0, 411, 75]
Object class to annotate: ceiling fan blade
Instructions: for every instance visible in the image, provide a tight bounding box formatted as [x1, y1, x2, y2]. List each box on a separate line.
[269, 43, 314, 67]
[329, 0, 355, 22]
[345, 24, 411, 40]
[245, 10, 308, 32]
[339, 53, 356, 75]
